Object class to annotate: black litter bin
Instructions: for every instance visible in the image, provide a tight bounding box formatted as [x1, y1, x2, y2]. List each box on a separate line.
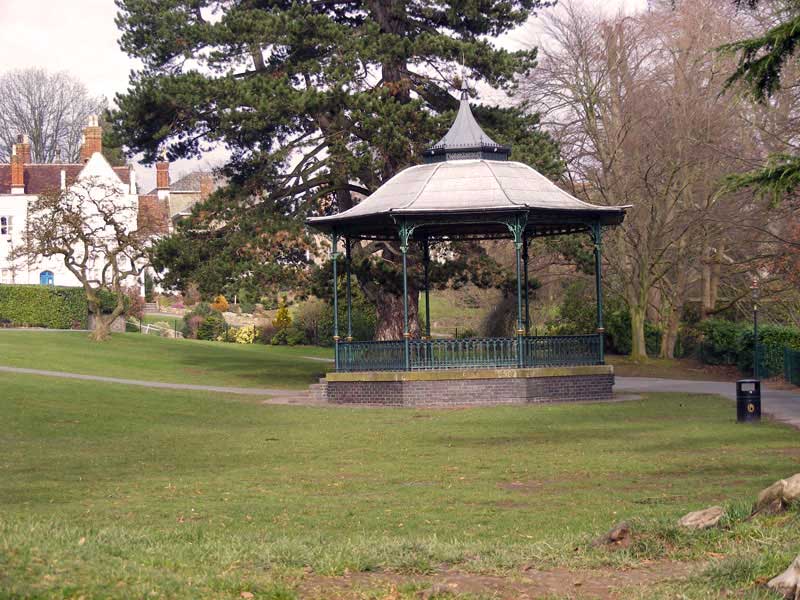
[736, 379, 761, 423]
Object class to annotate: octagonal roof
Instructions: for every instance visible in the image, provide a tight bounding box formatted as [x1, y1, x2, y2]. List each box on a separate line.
[307, 83, 629, 241]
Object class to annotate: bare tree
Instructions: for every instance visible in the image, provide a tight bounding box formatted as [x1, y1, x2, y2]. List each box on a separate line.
[11, 177, 153, 341]
[0, 68, 105, 163]
[523, 0, 772, 359]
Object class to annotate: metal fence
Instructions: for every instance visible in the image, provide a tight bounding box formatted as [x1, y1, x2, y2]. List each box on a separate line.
[337, 334, 603, 372]
[785, 348, 800, 386]
[522, 334, 602, 368]
[338, 340, 406, 372]
[127, 318, 183, 339]
[410, 337, 518, 370]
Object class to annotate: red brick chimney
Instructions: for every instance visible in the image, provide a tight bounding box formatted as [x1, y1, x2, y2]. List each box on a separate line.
[10, 143, 25, 194]
[16, 134, 31, 164]
[80, 115, 103, 162]
[199, 172, 214, 201]
[156, 152, 170, 200]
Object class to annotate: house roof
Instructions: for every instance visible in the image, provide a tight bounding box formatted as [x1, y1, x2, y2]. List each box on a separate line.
[146, 170, 216, 195]
[0, 163, 131, 195]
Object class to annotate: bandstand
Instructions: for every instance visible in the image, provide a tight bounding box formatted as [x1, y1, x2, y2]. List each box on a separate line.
[307, 82, 629, 407]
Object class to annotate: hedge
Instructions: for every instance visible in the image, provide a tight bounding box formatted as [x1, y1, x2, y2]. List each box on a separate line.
[0, 285, 128, 329]
[695, 319, 800, 377]
[0, 285, 88, 329]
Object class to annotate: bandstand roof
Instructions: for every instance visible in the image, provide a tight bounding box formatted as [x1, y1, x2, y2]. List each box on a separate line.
[307, 81, 629, 241]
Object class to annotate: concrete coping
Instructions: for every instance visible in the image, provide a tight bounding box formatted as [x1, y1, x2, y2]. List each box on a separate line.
[326, 364, 614, 383]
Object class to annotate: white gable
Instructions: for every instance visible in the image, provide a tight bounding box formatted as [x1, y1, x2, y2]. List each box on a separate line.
[77, 153, 125, 191]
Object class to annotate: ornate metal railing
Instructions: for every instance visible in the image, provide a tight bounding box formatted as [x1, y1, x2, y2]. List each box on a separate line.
[338, 340, 406, 372]
[410, 337, 518, 370]
[522, 334, 602, 368]
[336, 334, 603, 372]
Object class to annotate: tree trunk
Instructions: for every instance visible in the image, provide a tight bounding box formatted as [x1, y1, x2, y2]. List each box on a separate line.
[373, 285, 420, 340]
[630, 304, 647, 361]
[660, 309, 681, 359]
[709, 242, 723, 311]
[701, 244, 713, 318]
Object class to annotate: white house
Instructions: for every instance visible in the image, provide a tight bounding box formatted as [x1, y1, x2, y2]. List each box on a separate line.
[0, 117, 171, 287]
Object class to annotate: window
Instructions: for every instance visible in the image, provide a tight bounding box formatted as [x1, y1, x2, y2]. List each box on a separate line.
[0, 269, 11, 284]
[0, 216, 10, 238]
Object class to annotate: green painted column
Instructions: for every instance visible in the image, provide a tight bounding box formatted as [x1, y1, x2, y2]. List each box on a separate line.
[399, 222, 412, 370]
[523, 233, 530, 335]
[508, 215, 526, 368]
[423, 238, 431, 340]
[331, 231, 341, 370]
[345, 238, 353, 341]
[592, 221, 605, 365]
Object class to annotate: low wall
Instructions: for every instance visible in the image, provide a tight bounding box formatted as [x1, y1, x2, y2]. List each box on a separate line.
[87, 314, 126, 333]
[315, 366, 614, 407]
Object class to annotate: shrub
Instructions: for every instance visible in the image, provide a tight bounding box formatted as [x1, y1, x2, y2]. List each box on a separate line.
[605, 309, 661, 357]
[293, 298, 327, 345]
[210, 294, 229, 313]
[256, 323, 278, 344]
[456, 328, 479, 339]
[182, 302, 220, 339]
[737, 324, 800, 376]
[271, 326, 307, 346]
[122, 286, 145, 320]
[197, 314, 226, 341]
[234, 324, 257, 344]
[546, 280, 596, 335]
[696, 319, 748, 366]
[0, 285, 88, 329]
[273, 301, 292, 330]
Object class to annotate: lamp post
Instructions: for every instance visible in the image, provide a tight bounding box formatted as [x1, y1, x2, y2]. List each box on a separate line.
[751, 277, 760, 380]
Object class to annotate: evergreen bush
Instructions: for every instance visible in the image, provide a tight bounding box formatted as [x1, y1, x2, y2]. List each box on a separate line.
[0, 285, 99, 329]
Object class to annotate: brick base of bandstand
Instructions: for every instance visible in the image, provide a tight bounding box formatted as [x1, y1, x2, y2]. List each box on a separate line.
[310, 365, 614, 407]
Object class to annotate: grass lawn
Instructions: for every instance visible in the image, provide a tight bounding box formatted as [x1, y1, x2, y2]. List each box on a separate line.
[608, 354, 741, 382]
[0, 331, 332, 389]
[1, 373, 799, 598]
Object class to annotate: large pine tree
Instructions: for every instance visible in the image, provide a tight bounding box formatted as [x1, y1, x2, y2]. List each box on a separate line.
[111, 0, 561, 337]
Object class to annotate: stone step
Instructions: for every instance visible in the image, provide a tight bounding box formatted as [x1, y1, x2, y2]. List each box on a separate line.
[143, 302, 159, 312]
[308, 382, 328, 403]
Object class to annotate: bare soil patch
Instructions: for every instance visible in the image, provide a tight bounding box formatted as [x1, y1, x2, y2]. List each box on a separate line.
[297, 561, 698, 599]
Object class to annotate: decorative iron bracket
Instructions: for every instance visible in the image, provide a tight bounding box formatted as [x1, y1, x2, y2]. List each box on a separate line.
[397, 220, 419, 254]
[330, 230, 341, 260]
[503, 213, 528, 249]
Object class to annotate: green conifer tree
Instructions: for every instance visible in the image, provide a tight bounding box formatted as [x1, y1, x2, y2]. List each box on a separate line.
[111, 0, 561, 338]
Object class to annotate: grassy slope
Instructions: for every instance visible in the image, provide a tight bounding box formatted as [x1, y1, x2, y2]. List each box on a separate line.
[0, 331, 332, 389]
[1, 373, 799, 598]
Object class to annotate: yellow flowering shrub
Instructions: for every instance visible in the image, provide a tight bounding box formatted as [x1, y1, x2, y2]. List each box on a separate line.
[234, 324, 256, 344]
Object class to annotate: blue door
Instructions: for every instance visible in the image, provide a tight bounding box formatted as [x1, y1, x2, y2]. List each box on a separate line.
[39, 270, 54, 286]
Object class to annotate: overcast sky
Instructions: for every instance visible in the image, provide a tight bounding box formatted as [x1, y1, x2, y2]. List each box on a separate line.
[0, 0, 647, 188]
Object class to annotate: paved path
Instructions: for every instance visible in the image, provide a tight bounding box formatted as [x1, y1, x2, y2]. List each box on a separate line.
[0, 365, 311, 402]
[616, 377, 800, 429]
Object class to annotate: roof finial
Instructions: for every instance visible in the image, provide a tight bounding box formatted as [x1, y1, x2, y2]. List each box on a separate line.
[460, 56, 469, 101]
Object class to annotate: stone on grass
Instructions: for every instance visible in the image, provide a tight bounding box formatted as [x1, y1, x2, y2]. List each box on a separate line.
[752, 474, 800, 516]
[678, 506, 724, 530]
[591, 521, 632, 549]
[767, 554, 800, 599]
